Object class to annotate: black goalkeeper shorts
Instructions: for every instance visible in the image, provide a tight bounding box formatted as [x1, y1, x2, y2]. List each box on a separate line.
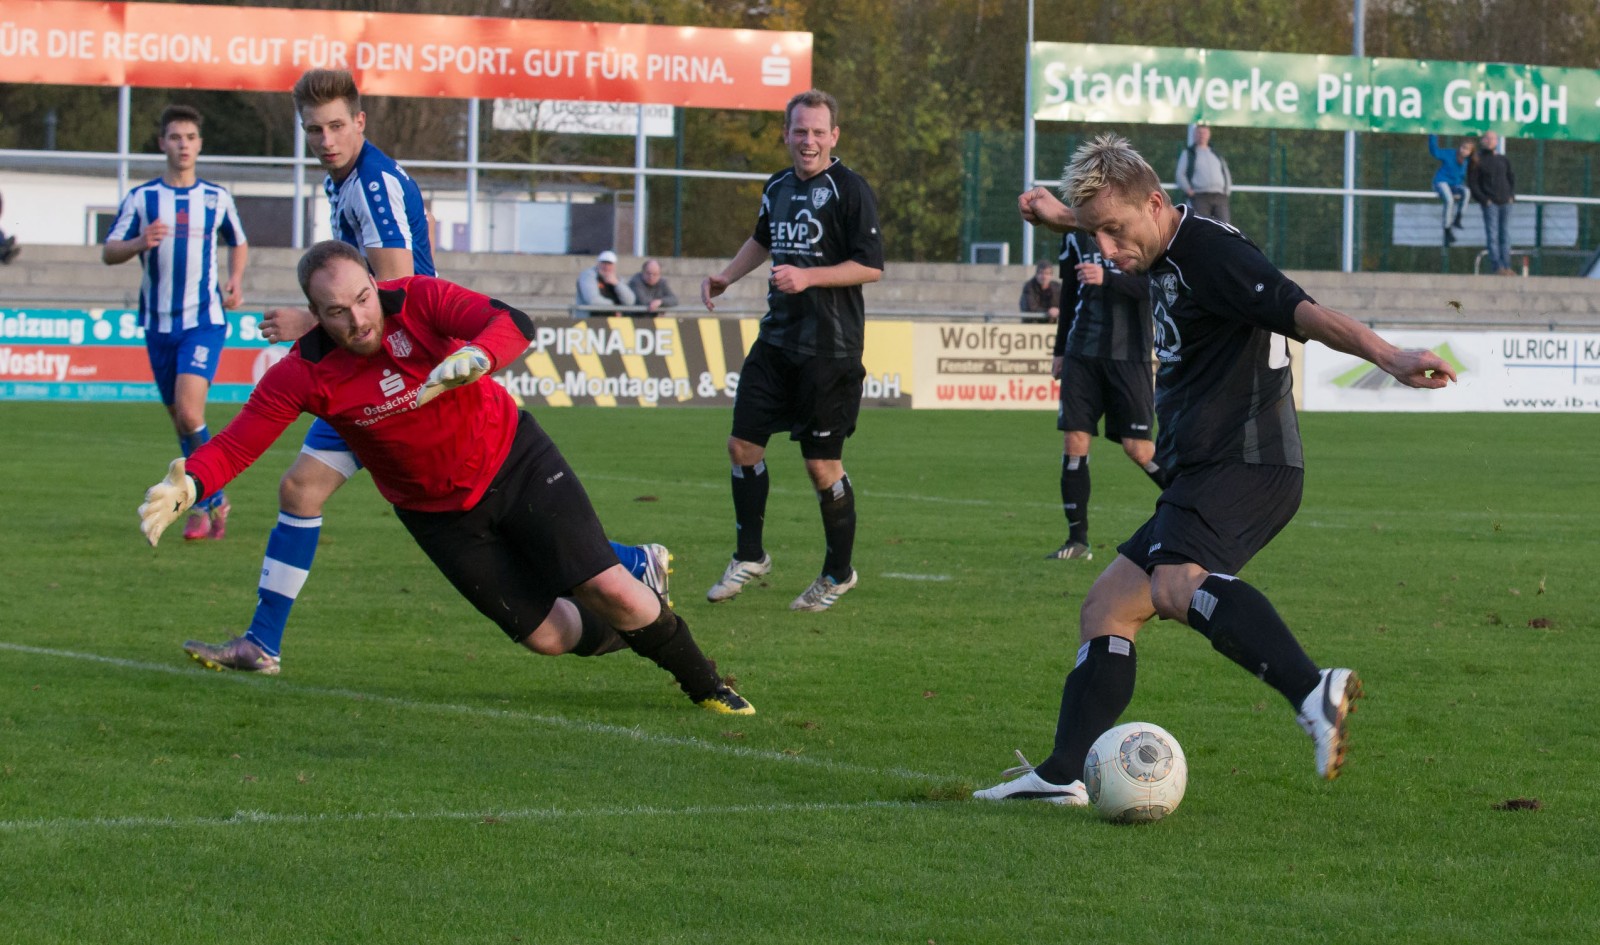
[395, 412, 619, 641]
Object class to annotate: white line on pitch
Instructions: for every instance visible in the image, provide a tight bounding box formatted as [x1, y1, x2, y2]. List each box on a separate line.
[881, 573, 952, 582]
[0, 799, 930, 834]
[0, 642, 954, 784]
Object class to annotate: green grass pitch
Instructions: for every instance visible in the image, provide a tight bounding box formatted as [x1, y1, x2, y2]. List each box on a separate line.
[1, 402, 1595, 944]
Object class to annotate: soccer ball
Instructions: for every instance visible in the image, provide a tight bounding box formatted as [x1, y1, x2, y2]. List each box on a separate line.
[1083, 722, 1188, 823]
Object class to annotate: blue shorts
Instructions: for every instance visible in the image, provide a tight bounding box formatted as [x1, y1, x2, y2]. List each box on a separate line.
[300, 418, 364, 477]
[145, 325, 227, 406]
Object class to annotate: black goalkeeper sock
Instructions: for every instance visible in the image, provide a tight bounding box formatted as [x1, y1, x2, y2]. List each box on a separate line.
[1187, 574, 1322, 707]
[1035, 635, 1137, 785]
[569, 602, 627, 657]
[818, 473, 856, 581]
[618, 597, 723, 700]
[1060, 455, 1090, 544]
[730, 462, 769, 561]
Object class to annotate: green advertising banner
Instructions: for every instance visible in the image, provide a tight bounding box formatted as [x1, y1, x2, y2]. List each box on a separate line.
[1032, 43, 1600, 140]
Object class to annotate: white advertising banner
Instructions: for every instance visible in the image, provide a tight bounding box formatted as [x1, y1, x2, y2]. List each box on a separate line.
[492, 100, 675, 136]
[1302, 329, 1600, 412]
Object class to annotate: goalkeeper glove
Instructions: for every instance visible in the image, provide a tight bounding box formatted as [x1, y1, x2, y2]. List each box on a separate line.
[417, 345, 491, 407]
[138, 458, 198, 547]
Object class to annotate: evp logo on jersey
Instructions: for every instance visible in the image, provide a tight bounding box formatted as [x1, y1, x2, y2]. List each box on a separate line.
[1152, 272, 1183, 364]
[770, 210, 823, 253]
[379, 368, 406, 397]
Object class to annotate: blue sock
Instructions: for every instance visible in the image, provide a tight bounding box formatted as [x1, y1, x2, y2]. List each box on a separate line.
[611, 541, 647, 579]
[245, 512, 321, 657]
[178, 425, 224, 512]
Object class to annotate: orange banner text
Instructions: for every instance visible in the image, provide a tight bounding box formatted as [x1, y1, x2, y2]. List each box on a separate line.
[0, 1, 812, 110]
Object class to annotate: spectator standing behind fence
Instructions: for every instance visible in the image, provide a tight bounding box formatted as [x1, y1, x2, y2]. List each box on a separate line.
[1428, 134, 1473, 247]
[1468, 132, 1517, 276]
[576, 250, 636, 316]
[1175, 125, 1232, 224]
[628, 258, 679, 314]
[1019, 259, 1062, 323]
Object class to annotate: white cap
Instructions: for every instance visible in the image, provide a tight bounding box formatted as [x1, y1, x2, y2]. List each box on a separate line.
[597, 250, 618, 264]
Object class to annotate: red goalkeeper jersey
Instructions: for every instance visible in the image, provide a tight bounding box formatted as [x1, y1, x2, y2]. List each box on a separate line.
[186, 276, 535, 512]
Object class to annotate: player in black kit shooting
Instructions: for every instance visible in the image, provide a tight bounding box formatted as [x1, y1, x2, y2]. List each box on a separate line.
[700, 89, 884, 613]
[976, 134, 1455, 804]
[1046, 227, 1166, 562]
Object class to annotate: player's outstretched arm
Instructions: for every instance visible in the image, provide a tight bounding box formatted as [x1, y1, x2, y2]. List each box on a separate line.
[417, 345, 491, 407]
[1018, 187, 1079, 232]
[1293, 300, 1456, 389]
[702, 238, 768, 311]
[138, 458, 198, 547]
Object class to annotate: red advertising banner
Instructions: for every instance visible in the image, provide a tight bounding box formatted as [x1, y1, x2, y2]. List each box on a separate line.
[0, 1, 812, 110]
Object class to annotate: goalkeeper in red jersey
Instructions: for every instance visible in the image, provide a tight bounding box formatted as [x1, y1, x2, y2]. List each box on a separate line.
[139, 239, 752, 715]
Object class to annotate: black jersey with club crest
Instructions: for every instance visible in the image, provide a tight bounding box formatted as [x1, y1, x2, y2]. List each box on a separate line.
[751, 157, 884, 358]
[1055, 229, 1153, 361]
[1146, 206, 1311, 472]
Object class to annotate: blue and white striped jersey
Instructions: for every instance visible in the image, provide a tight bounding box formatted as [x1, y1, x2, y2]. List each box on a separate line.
[106, 178, 247, 335]
[326, 142, 436, 276]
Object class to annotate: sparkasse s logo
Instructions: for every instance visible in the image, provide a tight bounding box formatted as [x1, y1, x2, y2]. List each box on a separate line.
[761, 45, 791, 86]
[379, 369, 406, 397]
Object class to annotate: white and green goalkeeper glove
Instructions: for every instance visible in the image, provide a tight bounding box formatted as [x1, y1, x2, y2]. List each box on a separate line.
[138, 458, 198, 547]
[417, 345, 491, 407]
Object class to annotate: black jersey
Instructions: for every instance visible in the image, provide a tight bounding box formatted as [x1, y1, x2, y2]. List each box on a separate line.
[1147, 206, 1311, 472]
[1053, 230, 1153, 361]
[752, 157, 884, 358]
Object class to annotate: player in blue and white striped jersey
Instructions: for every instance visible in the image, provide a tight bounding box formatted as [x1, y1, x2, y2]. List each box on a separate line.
[104, 104, 249, 542]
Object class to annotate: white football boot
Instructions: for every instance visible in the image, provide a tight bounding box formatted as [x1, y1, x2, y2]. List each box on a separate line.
[972, 750, 1089, 806]
[1297, 667, 1364, 780]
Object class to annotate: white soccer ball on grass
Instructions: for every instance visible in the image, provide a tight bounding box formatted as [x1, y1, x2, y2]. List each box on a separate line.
[1083, 721, 1188, 823]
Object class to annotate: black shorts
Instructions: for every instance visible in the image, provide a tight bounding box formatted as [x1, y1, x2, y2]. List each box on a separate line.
[731, 339, 865, 461]
[1117, 462, 1303, 576]
[1057, 355, 1155, 442]
[395, 412, 620, 642]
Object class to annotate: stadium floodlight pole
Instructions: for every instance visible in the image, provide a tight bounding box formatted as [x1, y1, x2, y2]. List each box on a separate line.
[116, 86, 130, 199]
[466, 98, 480, 254]
[1342, 0, 1366, 273]
[633, 103, 648, 256]
[292, 122, 306, 249]
[1021, 0, 1036, 268]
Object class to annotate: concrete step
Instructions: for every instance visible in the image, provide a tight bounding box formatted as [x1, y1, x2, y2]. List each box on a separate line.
[3, 245, 1596, 328]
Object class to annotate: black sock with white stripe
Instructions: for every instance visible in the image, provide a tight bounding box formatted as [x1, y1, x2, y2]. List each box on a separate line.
[1035, 635, 1137, 786]
[1060, 455, 1089, 543]
[1186, 574, 1321, 707]
[818, 473, 856, 582]
[730, 461, 769, 562]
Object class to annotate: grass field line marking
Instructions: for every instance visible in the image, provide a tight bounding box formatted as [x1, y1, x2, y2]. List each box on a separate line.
[0, 798, 929, 834]
[0, 642, 955, 784]
[881, 572, 952, 582]
[581, 472, 1569, 525]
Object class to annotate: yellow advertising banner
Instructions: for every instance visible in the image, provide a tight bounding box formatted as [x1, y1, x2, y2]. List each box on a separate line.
[494, 316, 912, 409]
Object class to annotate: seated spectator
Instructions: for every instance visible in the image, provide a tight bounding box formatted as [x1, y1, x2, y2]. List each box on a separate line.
[628, 258, 678, 314]
[1019, 259, 1061, 323]
[1428, 133, 1473, 246]
[575, 250, 636, 317]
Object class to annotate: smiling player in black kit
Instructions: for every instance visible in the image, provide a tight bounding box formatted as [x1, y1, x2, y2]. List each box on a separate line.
[975, 134, 1456, 805]
[701, 89, 884, 613]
